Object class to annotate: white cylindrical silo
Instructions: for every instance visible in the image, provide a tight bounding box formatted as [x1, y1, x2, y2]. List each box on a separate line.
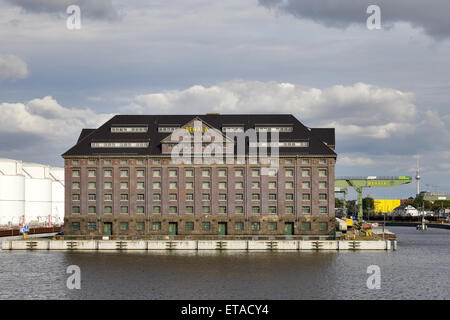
[50, 167, 65, 226]
[0, 159, 25, 227]
[23, 163, 52, 226]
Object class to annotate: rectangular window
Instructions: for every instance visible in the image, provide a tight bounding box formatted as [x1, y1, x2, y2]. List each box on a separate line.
[72, 182, 80, 190]
[87, 169, 96, 177]
[218, 206, 227, 214]
[120, 182, 128, 189]
[169, 206, 177, 214]
[235, 182, 243, 189]
[104, 206, 112, 214]
[104, 194, 112, 201]
[153, 159, 160, 165]
[120, 170, 128, 178]
[268, 182, 276, 189]
[202, 182, 210, 189]
[119, 222, 129, 231]
[319, 206, 328, 214]
[319, 159, 327, 165]
[319, 194, 328, 201]
[169, 194, 177, 201]
[219, 194, 227, 201]
[186, 206, 194, 214]
[302, 169, 310, 177]
[218, 169, 226, 177]
[268, 222, 277, 231]
[120, 206, 128, 214]
[120, 194, 128, 201]
[153, 193, 161, 201]
[319, 182, 327, 189]
[104, 182, 112, 189]
[72, 170, 80, 177]
[137, 194, 145, 201]
[153, 182, 161, 189]
[286, 194, 294, 201]
[184, 182, 193, 189]
[301, 159, 310, 165]
[136, 206, 145, 214]
[252, 182, 260, 189]
[87, 222, 96, 231]
[104, 160, 111, 165]
[218, 182, 227, 189]
[251, 169, 260, 177]
[251, 222, 260, 231]
[104, 169, 112, 177]
[285, 181, 294, 189]
[137, 169, 145, 178]
[268, 169, 277, 177]
[202, 194, 210, 201]
[252, 206, 260, 214]
[235, 169, 244, 177]
[136, 221, 145, 231]
[185, 222, 194, 231]
[234, 222, 244, 231]
[202, 222, 211, 231]
[88, 194, 96, 201]
[285, 206, 294, 214]
[302, 182, 311, 189]
[202, 206, 210, 214]
[268, 206, 277, 214]
[169, 169, 177, 177]
[136, 159, 144, 165]
[185, 169, 194, 177]
[72, 206, 80, 214]
[136, 182, 144, 189]
[152, 222, 161, 231]
[169, 182, 177, 189]
[153, 206, 161, 214]
[72, 222, 80, 231]
[153, 170, 161, 177]
[202, 169, 210, 177]
[72, 160, 79, 165]
[285, 169, 294, 177]
[319, 222, 328, 231]
[269, 194, 277, 201]
[302, 193, 311, 201]
[186, 194, 193, 201]
[88, 182, 96, 189]
[235, 206, 244, 214]
[120, 160, 127, 165]
[301, 222, 311, 231]
[285, 159, 293, 165]
[319, 169, 327, 177]
[88, 159, 96, 165]
[252, 194, 260, 201]
[302, 206, 311, 214]
[235, 194, 244, 201]
[72, 194, 80, 201]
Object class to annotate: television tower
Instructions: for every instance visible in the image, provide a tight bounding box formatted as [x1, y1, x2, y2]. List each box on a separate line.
[415, 159, 421, 196]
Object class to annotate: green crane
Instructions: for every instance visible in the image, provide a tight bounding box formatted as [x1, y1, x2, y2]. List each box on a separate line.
[335, 176, 412, 220]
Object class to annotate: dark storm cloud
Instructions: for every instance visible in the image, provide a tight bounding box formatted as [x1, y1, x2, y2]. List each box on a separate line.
[258, 0, 450, 39]
[5, 0, 119, 20]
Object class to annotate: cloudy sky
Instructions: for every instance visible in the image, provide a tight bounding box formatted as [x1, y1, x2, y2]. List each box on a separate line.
[1, 0, 449, 199]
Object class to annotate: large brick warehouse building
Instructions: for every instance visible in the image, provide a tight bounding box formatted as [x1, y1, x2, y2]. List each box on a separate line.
[62, 114, 337, 237]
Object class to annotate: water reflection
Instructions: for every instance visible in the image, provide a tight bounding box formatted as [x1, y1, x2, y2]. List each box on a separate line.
[0, 227, 449, 299]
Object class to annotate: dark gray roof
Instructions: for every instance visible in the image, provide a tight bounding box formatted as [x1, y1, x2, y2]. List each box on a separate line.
[62, 114, 336, 157]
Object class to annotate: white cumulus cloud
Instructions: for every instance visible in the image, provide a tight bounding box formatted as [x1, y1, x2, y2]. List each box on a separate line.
[0, 54, 28, 81]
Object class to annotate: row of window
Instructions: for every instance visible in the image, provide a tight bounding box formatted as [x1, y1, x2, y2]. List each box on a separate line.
[72, 205, 328, 215]
[70, 158, 329, 166]
[75, 193, 328, 202]
[72, 181, 328, 190]
[72, 221, 329, 232]
[72, 168, 328, 178]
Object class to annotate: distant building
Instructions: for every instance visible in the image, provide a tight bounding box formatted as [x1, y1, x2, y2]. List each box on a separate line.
[393, 205, 419, 217]
[62, 114, 337, 237]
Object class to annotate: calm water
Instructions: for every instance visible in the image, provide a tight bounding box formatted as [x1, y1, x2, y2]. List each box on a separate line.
[0, 227, 449, 300]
